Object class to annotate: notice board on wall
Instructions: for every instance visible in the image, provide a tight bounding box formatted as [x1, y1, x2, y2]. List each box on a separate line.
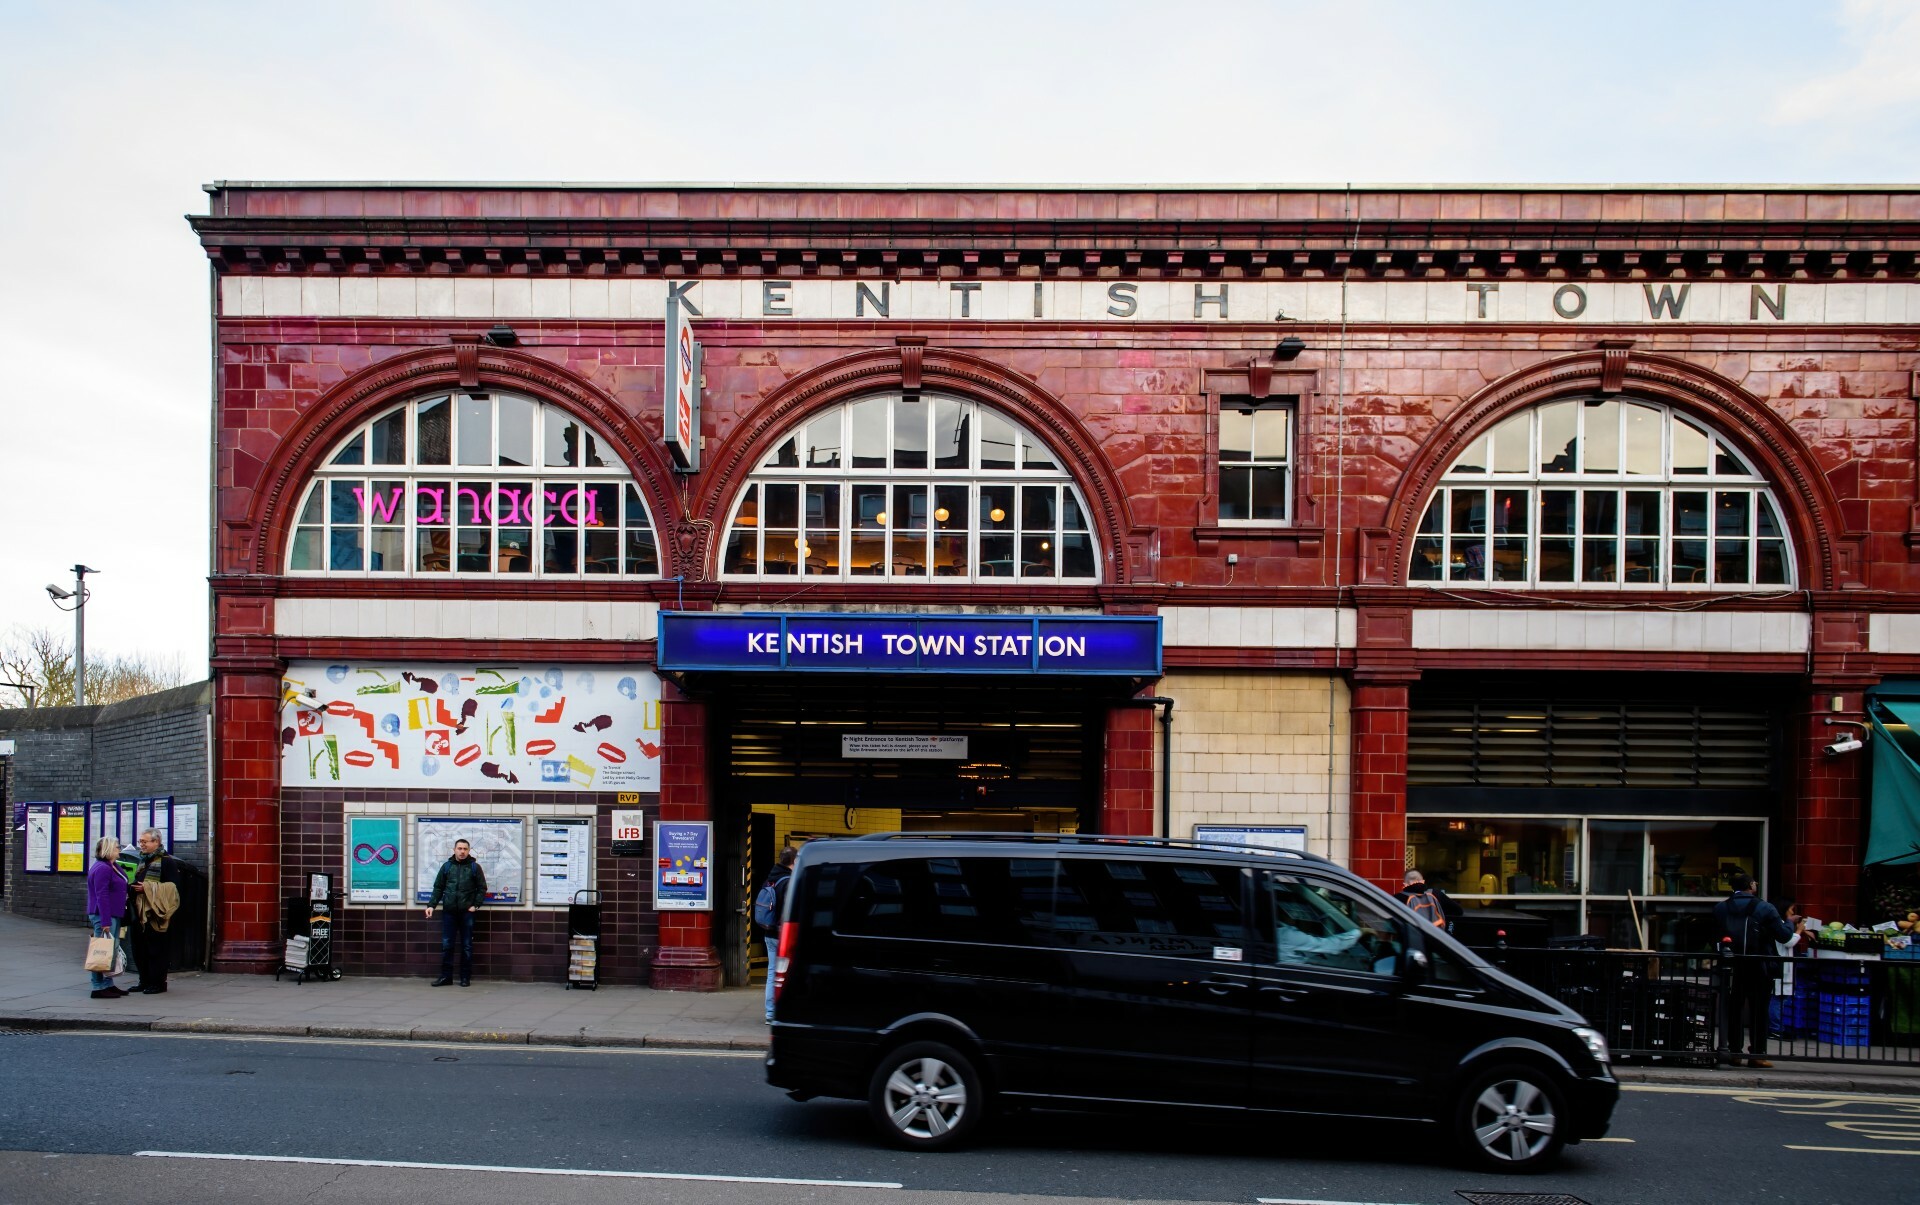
[414, 817, 524, 905]
[24, 805, 54, 873]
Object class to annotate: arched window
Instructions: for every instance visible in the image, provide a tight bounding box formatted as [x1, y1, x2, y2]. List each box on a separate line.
[1409, 398, 1792, 590]
[285, 391, 661, 577]
[720, 392, 1099, 582]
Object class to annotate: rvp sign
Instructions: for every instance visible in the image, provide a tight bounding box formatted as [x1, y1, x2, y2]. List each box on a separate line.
[664, 295, 701, 471]
[610, 808, 647, 857]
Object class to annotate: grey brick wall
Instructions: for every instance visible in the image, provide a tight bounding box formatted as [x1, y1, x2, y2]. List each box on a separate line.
[1, 682, 211, 925]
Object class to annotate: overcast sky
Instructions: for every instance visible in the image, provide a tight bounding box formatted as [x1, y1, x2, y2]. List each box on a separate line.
[1, 0, 1917, 697]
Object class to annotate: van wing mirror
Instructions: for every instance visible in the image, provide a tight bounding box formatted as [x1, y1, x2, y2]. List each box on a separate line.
[1402, 946, 1431, 987]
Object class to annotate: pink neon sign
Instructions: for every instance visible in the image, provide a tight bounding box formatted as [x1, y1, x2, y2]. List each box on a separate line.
[347, 484, 606, 527]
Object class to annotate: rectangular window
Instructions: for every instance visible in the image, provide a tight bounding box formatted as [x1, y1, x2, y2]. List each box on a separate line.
[1217, 397, 1294, 523]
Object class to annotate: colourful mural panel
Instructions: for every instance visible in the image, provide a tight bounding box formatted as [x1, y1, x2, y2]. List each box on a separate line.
[280, 662, 662, 792]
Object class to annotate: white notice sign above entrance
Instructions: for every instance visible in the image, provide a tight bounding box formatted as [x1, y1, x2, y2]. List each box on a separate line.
[842, 734, 969, 760]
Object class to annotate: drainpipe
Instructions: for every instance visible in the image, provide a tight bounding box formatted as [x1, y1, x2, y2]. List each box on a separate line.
[1132, 696, 1175, 838]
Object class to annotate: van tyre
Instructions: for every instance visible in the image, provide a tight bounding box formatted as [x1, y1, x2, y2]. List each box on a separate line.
[868, 1041, 983, 1151]
[1454, 1063, 1566, 1173]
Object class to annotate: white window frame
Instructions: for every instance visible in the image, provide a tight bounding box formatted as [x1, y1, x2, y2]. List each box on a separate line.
[1408, 399, 1795, 591]
[1216, 396, 1295, 525]
[1407, 812, 1772, 935]
[718, 392, 1101, 584]
[285, 392, 662, 579]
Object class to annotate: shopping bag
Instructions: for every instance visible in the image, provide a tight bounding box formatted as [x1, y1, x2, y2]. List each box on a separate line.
[110, 943, 126, 978]
[84, 935, 115, 973]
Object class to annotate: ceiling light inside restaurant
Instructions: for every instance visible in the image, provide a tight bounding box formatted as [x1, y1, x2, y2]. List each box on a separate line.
[989, 507, 1005, 523]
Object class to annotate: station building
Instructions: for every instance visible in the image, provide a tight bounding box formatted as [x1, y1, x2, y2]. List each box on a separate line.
[193, 183, 1920, 985]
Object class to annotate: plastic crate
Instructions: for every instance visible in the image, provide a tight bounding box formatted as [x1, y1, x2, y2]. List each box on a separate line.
[1819, 1026, 1871, 1047]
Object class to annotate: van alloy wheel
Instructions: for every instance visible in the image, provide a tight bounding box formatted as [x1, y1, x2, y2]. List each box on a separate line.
[867, 1040, 983, 1150]
[1454, 1063, 1566, 1173]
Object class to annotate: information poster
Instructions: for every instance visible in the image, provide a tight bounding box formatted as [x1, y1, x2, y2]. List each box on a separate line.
[414, 817, 524, 905]
[87, 803, 106, 855]
[1193, 824, 1308, 852]
[348, 817, 405, 903]
[610, 808, 647, 857]
[56, 804, 87, 872]
[173, 803, 199, 844]
[535, 819, 593, 905]
[24, 805, 54, 872]
[654, 821, 712, 911]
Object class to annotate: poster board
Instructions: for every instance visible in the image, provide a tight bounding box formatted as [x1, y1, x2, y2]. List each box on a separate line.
[56, 803, 87, 872]
[347, 816, 405, 903]
[534, 818, 593, 905]
[414, 817, 524, 905]
[1193, 824, 1309, 853]
[610, 807, 647, 857]
[281, 662, 662, 793]
[86, 798, 177, 858]
[24, 804, 54, 872]
[653, 821, 712, 911]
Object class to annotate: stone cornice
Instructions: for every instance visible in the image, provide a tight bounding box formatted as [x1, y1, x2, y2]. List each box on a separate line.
[189, 219, 1920, 282]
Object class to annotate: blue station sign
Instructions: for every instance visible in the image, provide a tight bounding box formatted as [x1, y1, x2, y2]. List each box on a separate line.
[657, 612, 1161, 676]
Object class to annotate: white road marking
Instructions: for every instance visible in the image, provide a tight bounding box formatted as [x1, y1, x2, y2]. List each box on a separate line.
[1256, 1198, 1427, 1204]
[134, 1151, 902, 1188]
[1586, 1136, 1636, 1142]
[56, 1029, 761, 1058]
[1784, 1145, 1920, 1156]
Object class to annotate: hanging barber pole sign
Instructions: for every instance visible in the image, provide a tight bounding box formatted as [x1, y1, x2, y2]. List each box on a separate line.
[664, 295, 701, 471]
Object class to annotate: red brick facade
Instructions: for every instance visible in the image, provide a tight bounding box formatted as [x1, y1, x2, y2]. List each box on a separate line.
[193, 184, 1920, 980]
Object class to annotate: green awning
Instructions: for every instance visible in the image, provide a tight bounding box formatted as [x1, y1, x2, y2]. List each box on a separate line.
[1866, 697, 1920, 866]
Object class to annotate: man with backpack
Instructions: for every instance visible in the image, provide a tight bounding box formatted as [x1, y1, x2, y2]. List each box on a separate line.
[1713, 872, 1793, 1068]
[756, 846, 796, 1023]
[1394, 869, 1459, 932]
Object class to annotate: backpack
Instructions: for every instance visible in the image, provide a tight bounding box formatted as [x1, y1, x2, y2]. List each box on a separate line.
[754, 871, 788, 931]
[1405, 889, 1447, 928]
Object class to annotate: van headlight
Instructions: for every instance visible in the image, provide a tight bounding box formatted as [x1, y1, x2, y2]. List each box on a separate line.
[1573, 1026, 1610, 1066]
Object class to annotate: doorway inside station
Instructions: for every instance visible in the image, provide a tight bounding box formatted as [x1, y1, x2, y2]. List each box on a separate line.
[702, 673, 1126, 986]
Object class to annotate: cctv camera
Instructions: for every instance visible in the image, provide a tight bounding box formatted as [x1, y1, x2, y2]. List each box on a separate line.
[1824, 736, 1864, 757]
[45, 584, 74, 600]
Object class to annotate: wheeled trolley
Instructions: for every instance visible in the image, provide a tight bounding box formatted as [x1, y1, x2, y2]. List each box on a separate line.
[566, 889, 600, 989]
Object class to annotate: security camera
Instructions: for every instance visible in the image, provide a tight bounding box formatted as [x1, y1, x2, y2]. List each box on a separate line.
[1824, 736, 1864, 757]
[45, 584, 74, 600]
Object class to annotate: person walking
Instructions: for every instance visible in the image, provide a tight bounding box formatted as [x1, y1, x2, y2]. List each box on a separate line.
[1714, 872, 1793, 1068]
[127, 828, 184, 995]
[424, 838, 486, 986]
[756, 846, 796, 1023]
[1394, 868, 1461, 931]
[86, 837, 130, 999]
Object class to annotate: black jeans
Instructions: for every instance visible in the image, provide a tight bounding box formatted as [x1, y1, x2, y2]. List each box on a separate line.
[130, 920, 168, 989]
[439, 910, 476, 982]
[1724, 963, 1775, 1057]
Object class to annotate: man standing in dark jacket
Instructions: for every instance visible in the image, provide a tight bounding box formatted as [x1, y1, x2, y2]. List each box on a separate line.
[1714, 872, 1793, 1067]
[425, 839, 487, 986]
[128, 828, 184, 995]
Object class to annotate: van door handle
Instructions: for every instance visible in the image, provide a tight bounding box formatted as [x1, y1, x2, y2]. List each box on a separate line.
[1202, 978, 1247, 996]
[1260, 985, 1308, 1004]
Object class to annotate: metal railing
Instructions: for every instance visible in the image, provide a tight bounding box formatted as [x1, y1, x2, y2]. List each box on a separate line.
[1471, 945, 1920, 1066]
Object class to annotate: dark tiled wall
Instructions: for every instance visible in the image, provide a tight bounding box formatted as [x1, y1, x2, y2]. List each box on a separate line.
[282, 789, 659, 983]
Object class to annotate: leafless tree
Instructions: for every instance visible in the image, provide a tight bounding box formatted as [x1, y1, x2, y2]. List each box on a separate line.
[0, 627, 188, 707]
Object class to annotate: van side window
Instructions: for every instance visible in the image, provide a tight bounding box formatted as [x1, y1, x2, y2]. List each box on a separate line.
[1053, 859, 1247, 959]
[1265, 874, 1404, 977]
[836, 857, 1051, 945]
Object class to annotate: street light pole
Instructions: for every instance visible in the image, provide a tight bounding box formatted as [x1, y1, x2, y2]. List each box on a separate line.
[45, 565, 98, 706]
[72, 564, 95, 706]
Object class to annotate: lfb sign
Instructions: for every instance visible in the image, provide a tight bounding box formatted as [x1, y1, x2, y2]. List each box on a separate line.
[664, 295, 700, 471]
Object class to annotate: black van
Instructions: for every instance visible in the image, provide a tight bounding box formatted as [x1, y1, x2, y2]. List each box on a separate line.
[765, 834, 1617, 1172]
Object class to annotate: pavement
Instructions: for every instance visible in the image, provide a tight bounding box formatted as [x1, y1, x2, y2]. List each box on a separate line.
[3, 909, 1918, 1095]
[0, 911, 768, 1050]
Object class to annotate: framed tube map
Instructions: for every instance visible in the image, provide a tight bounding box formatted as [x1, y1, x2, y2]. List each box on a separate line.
[280, 662, 661, 792]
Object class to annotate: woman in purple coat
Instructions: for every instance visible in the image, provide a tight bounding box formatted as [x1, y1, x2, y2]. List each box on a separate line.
[86, 837, 130, 999]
